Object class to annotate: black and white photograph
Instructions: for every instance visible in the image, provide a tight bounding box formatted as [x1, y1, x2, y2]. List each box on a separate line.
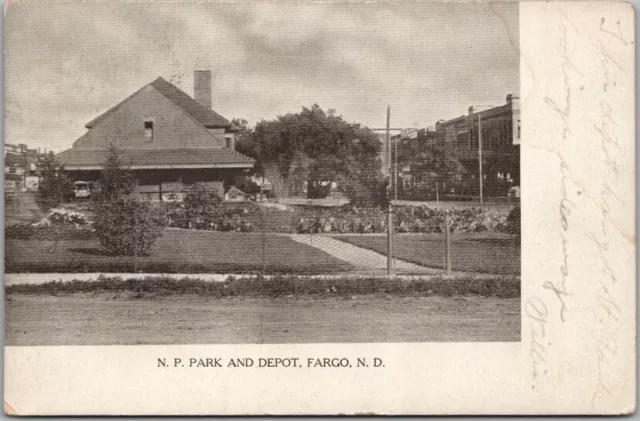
[3, 1, 522, 346]
[4, 0, 637, 416]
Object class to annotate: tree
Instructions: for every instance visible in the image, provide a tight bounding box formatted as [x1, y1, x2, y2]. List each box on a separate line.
[231, 118, 263, 177]
[250, 105, 383, 204]
[410, 143, 467, 195]
[36, 152, 73, 210]
[92, 145, 164, 256]
[231, 119, 255, 158]
[92, 144, 135, 203]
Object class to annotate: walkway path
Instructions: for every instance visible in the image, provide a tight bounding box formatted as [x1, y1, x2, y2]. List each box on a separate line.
[256, 201, 294, 212]
[5, 192, 46, 225]
[290, 234, 440, 274]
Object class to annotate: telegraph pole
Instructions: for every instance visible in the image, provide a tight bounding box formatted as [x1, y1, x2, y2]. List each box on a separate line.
[478, 113, 483, 206]
[394, 130, 398, 202]
[386, 106, 393, 276]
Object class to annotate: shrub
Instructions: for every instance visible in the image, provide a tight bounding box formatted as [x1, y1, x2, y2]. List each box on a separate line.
[344, 178, 389, 208]
[6, 275, 520, 299]
[93, 196, 165, 256]
[506, 205, 521, 237]
[164, 202, 189, 228]
[164, 187, 257, 232]
[183, 184, 222, 225]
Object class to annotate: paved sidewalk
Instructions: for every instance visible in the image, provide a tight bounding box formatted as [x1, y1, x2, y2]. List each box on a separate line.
[290, 234, 441, 274]
[4, 271, 502, 286]
[4, 273, 230, 286]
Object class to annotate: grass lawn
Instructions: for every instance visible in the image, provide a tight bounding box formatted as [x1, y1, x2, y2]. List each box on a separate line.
[335, 233, 520, 274]
[5, 229, 352, 274]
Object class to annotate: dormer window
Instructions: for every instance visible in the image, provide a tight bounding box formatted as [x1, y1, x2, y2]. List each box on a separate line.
[144, 121, 154, 140]
[225, 134, 234, 150]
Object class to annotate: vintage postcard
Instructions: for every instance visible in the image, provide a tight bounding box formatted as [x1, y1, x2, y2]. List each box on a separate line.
[3, 0, 635, 415]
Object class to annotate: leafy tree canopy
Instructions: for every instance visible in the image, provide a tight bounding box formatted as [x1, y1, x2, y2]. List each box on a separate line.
[251, 104, 382, 187]
[411, 143, 467, 186]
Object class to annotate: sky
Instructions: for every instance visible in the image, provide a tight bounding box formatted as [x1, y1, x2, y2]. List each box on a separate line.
[5, 0, 519, 152]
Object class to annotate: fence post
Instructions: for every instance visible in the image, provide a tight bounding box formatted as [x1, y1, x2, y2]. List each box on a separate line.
[261, 206, 266, 276]
[387, 203, 393, 276]
[444, 214, 451, 275]
[133, 210, 138, 273]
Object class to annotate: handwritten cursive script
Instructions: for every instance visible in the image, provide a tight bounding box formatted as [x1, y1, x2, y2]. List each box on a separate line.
[525, 297, 549, 385]
[587, 15, 627, 408]
[542, 14, 579, 323]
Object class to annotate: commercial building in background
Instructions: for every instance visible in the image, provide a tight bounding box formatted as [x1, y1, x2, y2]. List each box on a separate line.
[4, 143, 43, 191]
[435, 94, 520, 197]
[392, 128, 440, 188]
[57, 70, 254, 201]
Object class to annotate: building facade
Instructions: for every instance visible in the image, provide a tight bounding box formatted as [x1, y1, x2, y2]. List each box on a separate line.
[4, 143, 43, 191]
[435, 94, 520, 197]
[58, 71, 254, 201]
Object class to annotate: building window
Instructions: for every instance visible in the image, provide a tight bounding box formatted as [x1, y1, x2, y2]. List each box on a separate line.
[144, 121, 154, 140]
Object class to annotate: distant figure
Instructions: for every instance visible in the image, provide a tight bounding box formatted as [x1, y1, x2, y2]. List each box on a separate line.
[508, 186, 520, 198]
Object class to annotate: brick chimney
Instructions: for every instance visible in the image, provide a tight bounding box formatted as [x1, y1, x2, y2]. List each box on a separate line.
[194, 70, 212, 109]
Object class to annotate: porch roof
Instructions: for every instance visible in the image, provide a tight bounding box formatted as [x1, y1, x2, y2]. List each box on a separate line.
[57, 147, 255, 170]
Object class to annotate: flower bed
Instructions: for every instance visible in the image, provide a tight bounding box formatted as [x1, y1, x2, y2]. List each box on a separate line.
[163, 202, 255, 232]
[6, 208, 95, 240]
[39, 208, 91, 227]
[294, 204, 509, 234]
[163, 202, 513, 235]
[9, 200, 515, 238]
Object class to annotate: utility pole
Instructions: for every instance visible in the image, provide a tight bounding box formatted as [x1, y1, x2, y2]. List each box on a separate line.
[478, 113, 483, 207]
[386, 106, 393, 276]
[394, 130, 398, 203]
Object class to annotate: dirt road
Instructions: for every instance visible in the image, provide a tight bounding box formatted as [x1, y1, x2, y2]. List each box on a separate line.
[6, 293, 519, 345]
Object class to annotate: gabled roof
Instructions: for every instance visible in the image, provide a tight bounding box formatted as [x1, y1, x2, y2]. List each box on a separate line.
[57, 147, 254, 170]
[85, 77, 233, 130]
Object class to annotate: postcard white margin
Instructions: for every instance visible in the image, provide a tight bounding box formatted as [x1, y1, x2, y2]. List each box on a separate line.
[4, 0, 636, 415]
